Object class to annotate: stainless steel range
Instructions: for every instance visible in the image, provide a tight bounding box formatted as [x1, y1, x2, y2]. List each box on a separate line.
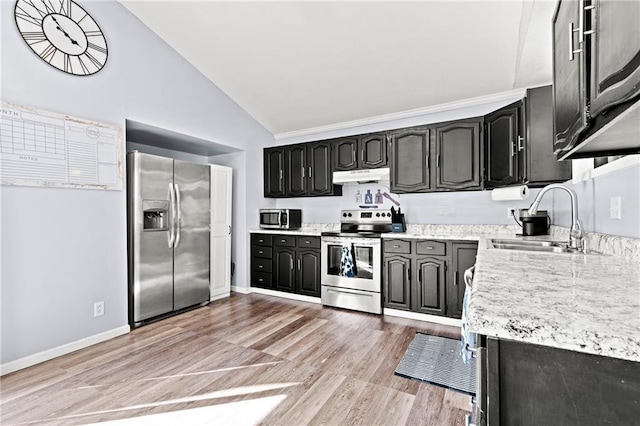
[320, 209, 392, 314]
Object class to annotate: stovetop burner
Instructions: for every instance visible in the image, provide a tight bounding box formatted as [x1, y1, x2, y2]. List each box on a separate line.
[321, 209, 393, 237]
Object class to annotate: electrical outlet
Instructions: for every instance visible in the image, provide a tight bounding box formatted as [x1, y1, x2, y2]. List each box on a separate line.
[507, 208, 517, 219]
[610, 196, 622, 219]
[94, 301, 104, 317]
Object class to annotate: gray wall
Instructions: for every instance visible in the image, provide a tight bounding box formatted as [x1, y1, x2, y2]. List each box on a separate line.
[1, 1, 272, 365]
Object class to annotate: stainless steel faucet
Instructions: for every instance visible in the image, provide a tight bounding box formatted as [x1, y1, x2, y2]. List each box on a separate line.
[527, 183, 584, 251]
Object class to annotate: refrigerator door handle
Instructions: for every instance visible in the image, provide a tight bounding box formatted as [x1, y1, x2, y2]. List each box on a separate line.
[174, 183, 182, 248]
[168, 183, 176, 248]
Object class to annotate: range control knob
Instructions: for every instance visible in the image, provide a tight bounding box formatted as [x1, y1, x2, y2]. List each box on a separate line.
[376, 212, 381, 217]
[348, 212, 352, 217]
[343, 212, 347, 217]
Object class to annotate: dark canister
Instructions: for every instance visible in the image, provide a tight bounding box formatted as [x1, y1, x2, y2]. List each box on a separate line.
[519, 209, 550, 236]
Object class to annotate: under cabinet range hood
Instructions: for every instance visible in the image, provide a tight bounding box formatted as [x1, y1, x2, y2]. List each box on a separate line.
[332, 168, 390, 184]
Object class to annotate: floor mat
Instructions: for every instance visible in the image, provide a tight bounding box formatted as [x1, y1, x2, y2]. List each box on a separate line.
[394, 332, 476, 395]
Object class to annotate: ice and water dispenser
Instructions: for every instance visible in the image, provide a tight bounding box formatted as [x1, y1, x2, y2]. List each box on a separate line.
[142, 200, 170, 231]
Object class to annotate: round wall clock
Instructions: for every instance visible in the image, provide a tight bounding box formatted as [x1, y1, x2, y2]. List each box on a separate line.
[14, 0, 108, 76]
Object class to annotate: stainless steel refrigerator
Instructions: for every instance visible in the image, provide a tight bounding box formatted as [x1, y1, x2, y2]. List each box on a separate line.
[127, 152, 210, 327]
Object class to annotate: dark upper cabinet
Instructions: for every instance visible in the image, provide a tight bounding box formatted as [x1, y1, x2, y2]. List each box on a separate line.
[264, 142, 340, 198]
[360, 133, 388, 168]
[286, 145, 307, 197]
[264, 147, 285, 197]
[307, 142, 333, 196]
[485, 102, 521, 188]
[333, 137, 359, 171]
[414, 257, 446, 316]
[485, 87, 572, 188]
[588, 0, 640, 120]
[389, 127, 431, 193]
[553, 0, 640, 159]
[333, 134, 388, 171]
[447, 242, 478, 319]
[435, 118, 483, 191]
[524, 86, 572, 185]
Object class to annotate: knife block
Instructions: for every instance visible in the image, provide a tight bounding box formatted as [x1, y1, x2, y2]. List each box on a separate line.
[391, 214, 406, 233]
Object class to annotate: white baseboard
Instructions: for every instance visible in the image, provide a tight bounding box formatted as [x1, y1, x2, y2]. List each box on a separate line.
[248, 287, 321, 304]
[384, 308, 462, 327]
[210, 292, 231, 302]
[0, 325, 130, 376]
[231, 285, 251, 294]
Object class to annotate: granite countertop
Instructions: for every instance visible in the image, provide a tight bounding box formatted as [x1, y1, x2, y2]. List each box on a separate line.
[250, 223, 640, 362]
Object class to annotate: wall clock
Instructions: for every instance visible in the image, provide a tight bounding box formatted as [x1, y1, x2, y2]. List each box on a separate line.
[14, 0, 108, 76]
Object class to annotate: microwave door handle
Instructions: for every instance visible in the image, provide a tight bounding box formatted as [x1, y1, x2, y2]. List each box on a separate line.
[174, 183, 181, 248]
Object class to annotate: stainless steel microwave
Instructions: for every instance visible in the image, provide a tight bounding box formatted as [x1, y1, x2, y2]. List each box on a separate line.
[259, 209, 302, 230]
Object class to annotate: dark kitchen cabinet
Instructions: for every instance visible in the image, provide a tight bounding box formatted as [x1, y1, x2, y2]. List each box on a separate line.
[383, 238, 476, 318]
[333, 133, 388, 171]
[477, 336, 640, 426]
[285, 145, 307, 197]
[414, 257, 446, 316]
[552, 0, 640, 159]
[485, 102, 521, 188]
[263, 147, 285, 197]
[447, 242, 478, 319]
[274, 247, 296, 292]
[485, 87, 571, 188]
[383, 254, 412, 311]
[250, 234, 274, 289]
[264, 142, 341, 198]
[389, 127, 431, 193]
[251, 233, 320, 297]
[434, 118, 483, 190]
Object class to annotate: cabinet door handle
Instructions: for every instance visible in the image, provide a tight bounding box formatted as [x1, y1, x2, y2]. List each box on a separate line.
[517, 136, 524, 151]
[302, 166, 305, 178]
[437, 154, 441, 168]
[297, 259, 301, 270]
[454, 271, 459, 286]
[281, 239, 286, 243]
[361, 149, 364, 164]
[308, 167, 312, 178]
[258, 250, 264, 254]
[305, 240, 311, 244]
[407, 268, 411, 283]
[425, 246, 434, 250]
[393, 245, 401, 248]
[258, 265, 263, 269]
[279, 169, 284, 180]
[425, 155, 429, 170]
[290, 258, 294, 269]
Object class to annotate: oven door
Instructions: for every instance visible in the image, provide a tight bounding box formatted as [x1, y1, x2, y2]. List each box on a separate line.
[321, 236, 381, 292]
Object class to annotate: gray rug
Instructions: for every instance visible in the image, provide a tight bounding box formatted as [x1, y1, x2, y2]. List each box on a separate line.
[394, 333, 476, 395]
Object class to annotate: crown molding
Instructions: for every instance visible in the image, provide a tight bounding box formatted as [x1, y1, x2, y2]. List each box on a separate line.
[274, 87, 531, 141]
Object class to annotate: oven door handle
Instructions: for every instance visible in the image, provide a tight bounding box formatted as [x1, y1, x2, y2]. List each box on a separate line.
[321, 237, 380, 246]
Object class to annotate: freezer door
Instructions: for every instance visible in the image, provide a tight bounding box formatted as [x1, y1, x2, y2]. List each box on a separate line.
[173, 159, 211, 310]
[128, 152, 175, 323]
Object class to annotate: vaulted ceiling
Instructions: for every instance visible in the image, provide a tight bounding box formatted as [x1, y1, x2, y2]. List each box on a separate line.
[120, 1, 556, 138]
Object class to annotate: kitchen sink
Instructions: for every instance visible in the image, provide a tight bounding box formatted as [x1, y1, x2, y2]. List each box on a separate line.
[488, 238, 594, 254]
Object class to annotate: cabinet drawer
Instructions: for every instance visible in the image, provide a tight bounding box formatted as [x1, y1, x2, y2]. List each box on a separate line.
[253, 257, 272, 273]
[384, 239, 411, 254]
[416, 240, 446, 256]
[274, 235, 296, 247]
[297, 236, 320, 249]
[251, 245, 273, 259]
[252, 271, 272, 288]
[251, 234, 273, 246]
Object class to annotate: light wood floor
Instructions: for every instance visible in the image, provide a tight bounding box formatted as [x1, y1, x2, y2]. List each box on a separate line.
[1, 293, 471, 425]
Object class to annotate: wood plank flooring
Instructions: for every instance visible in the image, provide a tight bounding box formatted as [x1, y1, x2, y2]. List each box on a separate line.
[1, 293, 471, 425]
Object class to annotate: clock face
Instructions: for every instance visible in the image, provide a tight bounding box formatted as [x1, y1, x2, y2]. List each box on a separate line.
[14, 0, 108, 76]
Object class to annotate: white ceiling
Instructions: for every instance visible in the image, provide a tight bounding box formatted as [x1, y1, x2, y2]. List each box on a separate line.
[120, 0, 556, 138]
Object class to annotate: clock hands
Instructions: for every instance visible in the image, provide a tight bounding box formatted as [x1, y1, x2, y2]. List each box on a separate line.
[50, 14, 79, 47]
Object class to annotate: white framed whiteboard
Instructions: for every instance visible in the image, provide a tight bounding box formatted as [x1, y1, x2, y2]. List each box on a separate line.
[0, 101, 123, 190]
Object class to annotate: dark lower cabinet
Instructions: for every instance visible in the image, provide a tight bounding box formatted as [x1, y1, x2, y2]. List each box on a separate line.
[479, 336, 640, 426]
[383, 254, 411, 311]
[414, 257, 446, 315]
[274, 247, 296, 292]
[448, 242, 478, 318]
[383, 239, 477, 318]
[251, 233, 320, 297]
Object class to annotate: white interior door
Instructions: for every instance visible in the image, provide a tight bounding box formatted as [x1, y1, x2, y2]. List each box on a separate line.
[210, 164, 233, 300]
